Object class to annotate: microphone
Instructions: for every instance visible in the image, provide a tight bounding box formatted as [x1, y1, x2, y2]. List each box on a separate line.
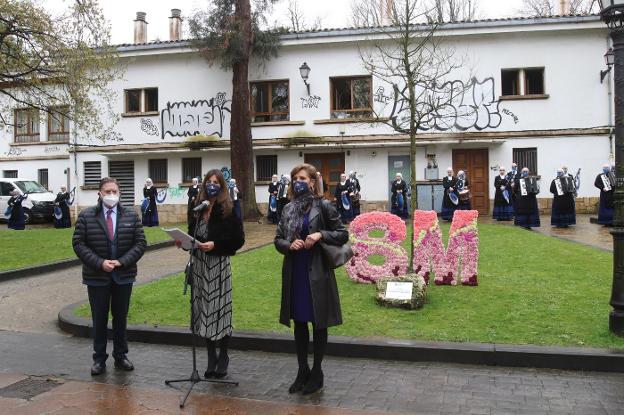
[193, 200, 210, 212]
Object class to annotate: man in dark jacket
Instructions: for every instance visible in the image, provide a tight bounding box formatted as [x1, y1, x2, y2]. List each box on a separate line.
[73, 177, 146, 376]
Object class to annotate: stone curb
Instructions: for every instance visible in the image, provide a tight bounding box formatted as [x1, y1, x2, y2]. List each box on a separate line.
[0, 240, 174, 283]
[58, 300, 624, 373]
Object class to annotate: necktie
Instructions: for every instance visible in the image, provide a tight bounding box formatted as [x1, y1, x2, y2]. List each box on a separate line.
[106, 209, 114, 240]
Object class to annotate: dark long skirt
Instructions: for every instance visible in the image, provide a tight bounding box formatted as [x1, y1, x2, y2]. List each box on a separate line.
[441, 204, 457, 221]
[493, 204, 514, 221]
[291, 213, 314, 323]
[598, 194, 614, 225]
[142, 206, 159, 227]
[514, 199, 540, 228]
[551, 194, 576, 227]
[54, 216, 71, 228]
[8, 207, 25, 230]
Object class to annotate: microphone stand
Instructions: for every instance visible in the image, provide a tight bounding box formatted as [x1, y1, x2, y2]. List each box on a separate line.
[165, 203, 239, 408]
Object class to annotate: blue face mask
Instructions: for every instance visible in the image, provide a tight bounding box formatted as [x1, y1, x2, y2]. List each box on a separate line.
[557, 171, 563, 177]
[521, 172, 529, 178]
[205, 183, 221, 197]
[293, 180, 310, 196]
[604, 167, 611, 174]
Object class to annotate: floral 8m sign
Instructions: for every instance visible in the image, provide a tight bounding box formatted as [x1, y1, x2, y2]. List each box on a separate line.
[346, 210, 479, 287]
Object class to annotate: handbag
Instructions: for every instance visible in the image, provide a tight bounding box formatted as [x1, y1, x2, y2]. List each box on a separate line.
[318, 201, 354, 269]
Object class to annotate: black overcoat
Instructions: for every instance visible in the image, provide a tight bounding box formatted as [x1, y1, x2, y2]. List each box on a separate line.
[275, 198, 348, 329]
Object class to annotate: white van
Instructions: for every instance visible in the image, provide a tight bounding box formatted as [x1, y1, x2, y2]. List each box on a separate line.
[0, 178, 57, 223]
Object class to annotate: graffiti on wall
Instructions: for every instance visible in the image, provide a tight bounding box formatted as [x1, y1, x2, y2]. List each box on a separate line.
[160, 92, 231, 139]
[140, 118, 160, 136]
[44, 145, 62, 154]
[301, 95, 321, 109]
[502, 108, 519, 124]
[3, 147, 27, 157]
[373, 86, 391, 104]
[388, 77, 505, 132]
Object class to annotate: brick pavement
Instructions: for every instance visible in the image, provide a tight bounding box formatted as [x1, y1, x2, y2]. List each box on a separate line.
[1, 330, 623, 415]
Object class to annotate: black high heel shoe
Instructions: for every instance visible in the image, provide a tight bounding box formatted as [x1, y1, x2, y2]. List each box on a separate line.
[288, 367, 310, 394]
[302, 369, 323, 395]
[214, 353, 229, 379]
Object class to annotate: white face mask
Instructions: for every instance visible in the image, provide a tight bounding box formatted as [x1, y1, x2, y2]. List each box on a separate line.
[102, 194, 119, 208]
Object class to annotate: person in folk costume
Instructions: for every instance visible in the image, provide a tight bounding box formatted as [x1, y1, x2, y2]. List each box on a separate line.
[142, 178, 159, 227]
[456, 170, 472, 210]
[595, 163, 615, 226]
[229, 178, 242, 221]
[183, 169, 245, 379]
[277, 174, 291, 223]
[441, 167, 458, 221]
[7, 189, 26, 230]
[348, 171, 361, 218]
[268, 174, 280, 225]
[390, 173, 409, 219]
[187, 177, 200, 235]
[334, 173, 353, 224]
[275, 163, 348, 395]
[550, 168, 576, 228]
[513, 167, 540, 229]
[54, 185, 72, 228]
[493, 166, 514, 221]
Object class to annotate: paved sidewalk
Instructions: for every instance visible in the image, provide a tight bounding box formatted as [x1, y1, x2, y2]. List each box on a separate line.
[1, 330, 623, 415]
[0, 222, 275, 334]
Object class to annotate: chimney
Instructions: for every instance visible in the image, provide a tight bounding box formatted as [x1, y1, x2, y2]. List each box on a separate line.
[169, 9, 182, 41]
[380, 0, 393, 25]
[134, 12, 148, 44]
[559, 0, 570, 15]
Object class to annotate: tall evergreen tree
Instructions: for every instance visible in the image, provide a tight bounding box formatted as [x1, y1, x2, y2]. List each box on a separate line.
[189, 0, 281, 221]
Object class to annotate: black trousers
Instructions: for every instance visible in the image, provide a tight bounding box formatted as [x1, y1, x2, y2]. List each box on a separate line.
[87, 282, 133, 363]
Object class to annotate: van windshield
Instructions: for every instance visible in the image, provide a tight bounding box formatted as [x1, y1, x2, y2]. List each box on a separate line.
[14, 181, 48, 194]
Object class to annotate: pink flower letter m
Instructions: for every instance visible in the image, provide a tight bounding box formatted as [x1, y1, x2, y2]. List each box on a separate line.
[412, 210, 479, 286]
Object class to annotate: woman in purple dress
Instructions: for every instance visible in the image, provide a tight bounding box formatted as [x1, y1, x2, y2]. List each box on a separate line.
[275, 163, 348, 395]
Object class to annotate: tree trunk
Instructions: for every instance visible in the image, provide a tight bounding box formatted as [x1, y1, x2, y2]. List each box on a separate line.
[231, 0, 261, 221]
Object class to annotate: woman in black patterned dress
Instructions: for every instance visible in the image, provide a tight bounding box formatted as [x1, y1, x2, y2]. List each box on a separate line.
[189, 169, 245, 379]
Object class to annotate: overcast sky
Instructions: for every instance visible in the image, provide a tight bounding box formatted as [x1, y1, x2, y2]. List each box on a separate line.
[75, 0, 533, 44]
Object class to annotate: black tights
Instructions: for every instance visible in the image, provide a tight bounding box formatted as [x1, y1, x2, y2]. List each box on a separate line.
[294, 321, 327, 373]
[206, 335, 230, 359]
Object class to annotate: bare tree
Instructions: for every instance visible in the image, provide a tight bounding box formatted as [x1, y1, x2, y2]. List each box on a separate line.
[426, 0, 479, 22]
[353, 0, 493, 271]
[352, 0, 478, 26]
[520, 0, 598, 16]
[286, 0, 322, 32]
[0, 0, 122, 142]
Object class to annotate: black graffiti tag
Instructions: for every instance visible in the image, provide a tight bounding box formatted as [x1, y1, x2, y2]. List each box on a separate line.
[160, 93, 231, 139]
[140, 118, 160, 136]
[301, 95, 321, 109]
[4, 147, 26, 157]
[389, 77, 504, 132]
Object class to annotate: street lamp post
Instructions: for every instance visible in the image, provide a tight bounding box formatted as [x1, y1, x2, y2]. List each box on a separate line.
[600, 0, 624, 335]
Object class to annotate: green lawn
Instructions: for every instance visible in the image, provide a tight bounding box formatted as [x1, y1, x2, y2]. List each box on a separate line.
[0, 224, 179, 272]
[76, 223, 624, 349]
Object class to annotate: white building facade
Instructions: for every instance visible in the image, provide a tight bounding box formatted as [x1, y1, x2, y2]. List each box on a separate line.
[0, 14, 612, 222]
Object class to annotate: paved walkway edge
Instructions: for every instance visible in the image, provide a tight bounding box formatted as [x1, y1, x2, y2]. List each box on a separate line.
[58, 301, 624, 373]
[0, 240, 174, 282]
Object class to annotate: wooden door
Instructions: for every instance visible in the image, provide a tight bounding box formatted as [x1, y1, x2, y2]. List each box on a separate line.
[304, 153, 345, 200]
[452, 149, 489, 214]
